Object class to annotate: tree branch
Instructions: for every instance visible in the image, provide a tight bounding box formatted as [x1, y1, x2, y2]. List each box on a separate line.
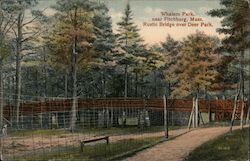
[21, 30, 40, 43]
[11, 27, 18, 39]
[22, 8, 47, 27]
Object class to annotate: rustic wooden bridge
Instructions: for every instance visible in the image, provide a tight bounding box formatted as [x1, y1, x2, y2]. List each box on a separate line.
[3, 98, 249, 122]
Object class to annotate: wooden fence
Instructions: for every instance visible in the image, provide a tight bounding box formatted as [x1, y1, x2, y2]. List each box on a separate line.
[3, 98, 249, 121]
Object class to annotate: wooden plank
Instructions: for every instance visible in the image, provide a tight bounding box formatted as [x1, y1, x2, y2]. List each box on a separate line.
[80, 136, 109, 152]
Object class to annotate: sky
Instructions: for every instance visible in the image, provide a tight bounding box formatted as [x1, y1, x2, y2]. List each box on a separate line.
[36, 0, 224, 45]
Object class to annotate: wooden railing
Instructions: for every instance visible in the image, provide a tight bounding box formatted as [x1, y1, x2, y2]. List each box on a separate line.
[3, 98, 249, 117]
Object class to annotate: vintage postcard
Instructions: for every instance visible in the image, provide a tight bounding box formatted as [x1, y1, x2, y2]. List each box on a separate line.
[0, 0, 249, 160]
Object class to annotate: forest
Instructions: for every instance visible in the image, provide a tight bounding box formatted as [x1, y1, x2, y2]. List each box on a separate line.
[0, 0, 249, 127]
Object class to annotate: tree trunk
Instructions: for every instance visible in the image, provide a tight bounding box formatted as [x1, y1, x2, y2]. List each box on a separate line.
[208, 98, 212, 122]
[124, 64, 128, 98]
[248, 48, 250, 125]
[0, 58, 3, 127]
[43, 47, 47, 97]
[102, 69, 106, 97]
[168, 82, 171, 97]
[195, 94, 199, 127]
[240, 95, 245, 129]
[246, 105, 250, 125]
[240, 50, 245, 129]
[154, 71, 157, 97]
[230, 84, 240, 132]
[135, 72, 138, 97]
[70, 45, 78, 132]
[0, 36, 3, 127]
[64, 69, 68, 98]
[188, 97, 195, 129]
[15, 12, 23, 128]
[70, 8, 78, 132]
[35, 68, 39, 97]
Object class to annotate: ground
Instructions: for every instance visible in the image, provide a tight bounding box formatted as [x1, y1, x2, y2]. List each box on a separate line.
[2, 125, 247, 160]
[2, 127, 187, 160]
[124, 126, 244, 161]
[187, 127, 249, 161]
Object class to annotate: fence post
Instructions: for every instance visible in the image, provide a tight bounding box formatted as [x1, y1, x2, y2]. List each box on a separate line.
[188, 98, 194, 129]
[110, 100, 113, 127]
[163, 95, 168, 139]
[208, 98, 211, 123]
[246, 99, 249, 125]
[195, 97, 199, 128]
[0, 137, 3, 161]
[192, 98, 195, 128]
[240, 96, 245, 129]
[40, 100, 43, 129]
[230, 94, 239, 132]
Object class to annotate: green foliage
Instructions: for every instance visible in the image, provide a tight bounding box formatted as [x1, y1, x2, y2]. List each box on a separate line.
[208, 0, 250, 52]
[161, 35, 181, 95]
[146, 45, 165, 73]
[0, 43, 9, 61]
[116, 2, 145, 67]
[48, 0, 96, 68]
[115, 3, 165, 97]
[187, 128, 249, 161]
[208, 0, 249, 97]
[171, 31, 220, 98]
[2, 0, 241, 100]
[210, 55, 238, 92]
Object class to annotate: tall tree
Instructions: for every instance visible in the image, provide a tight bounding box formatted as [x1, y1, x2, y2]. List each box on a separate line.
[171, 31, 219, 98]
[10, 0, 45, 127]
[161, 35, 180, 96]
[145, 45, 165, 97]
[92, 3, 116, 97]
[116, 2, 144, 98]
[209, 55, 238, 95]
[208, 0, 250, 129]
[0, 0, 16, 126]
[52, 0, 97, 131]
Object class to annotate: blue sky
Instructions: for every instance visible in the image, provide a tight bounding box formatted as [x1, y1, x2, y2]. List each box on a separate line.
[37, 0, 224, 45]
[105, 0, 224, 44]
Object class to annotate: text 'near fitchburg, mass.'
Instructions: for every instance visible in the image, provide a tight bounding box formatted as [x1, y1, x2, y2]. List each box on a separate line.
[143, 11, 213, 28]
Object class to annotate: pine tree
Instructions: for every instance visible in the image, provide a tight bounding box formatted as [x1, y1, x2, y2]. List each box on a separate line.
[51, 0, 100, 131]
[116, 2, 144, 98]
[161, 35, 180, 96]
[208, 0, 249, 52]
[10, 0, 45, 127]
[0, 0, 16, 126]
[145, 45, 164, 97]
[208, 0, 250, 130]
[92, 3, 116, 97]
[208, 0, 249, 96]
[210, 55, 238, 94]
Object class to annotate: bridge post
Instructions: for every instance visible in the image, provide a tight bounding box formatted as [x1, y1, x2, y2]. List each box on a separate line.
[195, 97, 199, 128]
[246, 103, 249, 125]
[240, 96, 245, 129]
[163, 95, 168, 139]
[208, 98, 212, 123]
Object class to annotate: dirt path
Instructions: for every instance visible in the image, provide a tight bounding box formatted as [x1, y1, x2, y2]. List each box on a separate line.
[111, 128, 187, 142]
[124, 126, 240, 161]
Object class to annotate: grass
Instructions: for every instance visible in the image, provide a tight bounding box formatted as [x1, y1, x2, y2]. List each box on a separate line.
[10, 128, 70, 137]
[186, 127, 249, 161]
[9, 125, 183, 137]
[76, 125, 180, 136]
[14, 137, 162, 161]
